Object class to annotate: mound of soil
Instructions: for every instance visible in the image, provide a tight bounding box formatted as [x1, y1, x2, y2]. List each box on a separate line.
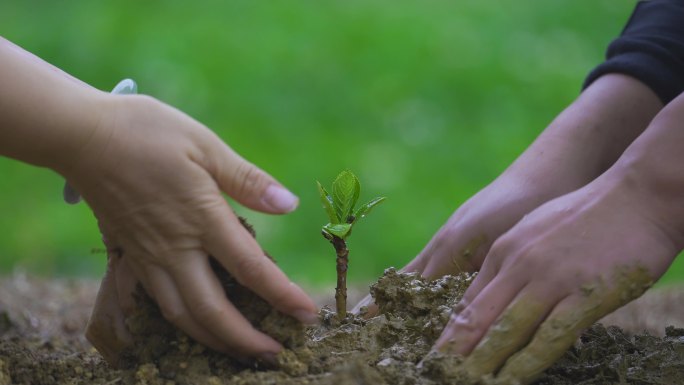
[2, 269, 683, 385]
[0, 221, 683, 384]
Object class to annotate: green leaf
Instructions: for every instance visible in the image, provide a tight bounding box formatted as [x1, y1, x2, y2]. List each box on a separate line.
[353, 196, 386, 224]
[332, 170, 360, 222]
[317, 181, 339, 224]
[323, 223, 352, 239]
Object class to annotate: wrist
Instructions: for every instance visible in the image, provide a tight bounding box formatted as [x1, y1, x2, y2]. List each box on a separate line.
[607, 144, 684, 249]
[41, 88, 113, 175]
[54, 93, 165, 182]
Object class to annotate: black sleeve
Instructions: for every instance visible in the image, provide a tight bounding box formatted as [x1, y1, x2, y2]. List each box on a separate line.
[583, 0, 684, 104]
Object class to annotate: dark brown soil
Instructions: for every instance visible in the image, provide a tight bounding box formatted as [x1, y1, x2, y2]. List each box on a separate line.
[1, 270, 683, 385]
[1, 224, 684, 385]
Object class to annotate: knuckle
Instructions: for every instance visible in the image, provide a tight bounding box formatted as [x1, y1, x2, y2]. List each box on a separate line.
[191, 299, 225, 321]
[489, 232, 513, 254]
[432, 225, 458, 248]
[157, 301, 186, 325]
[488, 234, 524, 264]
[452, 308, 490, 340]
[234, 161, 267, 198]
[514, 245, 546, 266]
[233, 256, 267, 286]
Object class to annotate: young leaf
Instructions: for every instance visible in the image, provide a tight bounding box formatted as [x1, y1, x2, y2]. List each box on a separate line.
[332, 170, 360, 222]
[317, 181, 339, 224]
[353, 196, 387, 224]
[350, 173, 360, 219]
[323, 223, 352, 239]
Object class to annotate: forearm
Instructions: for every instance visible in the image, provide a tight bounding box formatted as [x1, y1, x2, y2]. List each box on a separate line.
[613, 93, 684, 248]
[0, 37, 107, 172]
[427, 74, 662, 273]
[487, 74, 662, 205]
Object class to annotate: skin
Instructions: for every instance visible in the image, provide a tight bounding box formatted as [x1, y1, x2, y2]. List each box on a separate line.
[435, 94, 684, 382]
[432, 88, 684, 384]
[356, 74, 684, 383]
[353, 73, 663, 316]
[5, 34, 681, 382]
[0, 37, 318, 365]
[492, 269, 653, 384]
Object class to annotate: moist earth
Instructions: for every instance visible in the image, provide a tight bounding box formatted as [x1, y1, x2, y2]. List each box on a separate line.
[0, 222, 683, 384]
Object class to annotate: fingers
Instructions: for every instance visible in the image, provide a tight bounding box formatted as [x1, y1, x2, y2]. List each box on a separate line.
[144, 264, 230, 353]
[494, 269, 653, 385]
[458, 290, 554, 380]
[430, 255, 504, 354]
[105, 244, 229, 353]
[439, 278, 641, 384]
[164, 252, 284, 359]
[202, 140, 298, 214]
[203, 208, 319, 325]
[434, 271, 528, 357]
[86, 256, 134, 367]
[495, 295, 595, 385]
[113, 256, 137, 315]
[454, 249, 500, 306]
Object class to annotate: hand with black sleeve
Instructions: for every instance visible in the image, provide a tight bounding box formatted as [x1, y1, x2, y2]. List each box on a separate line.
[354, 1, 684, 383]
[429, 2, 684, 383]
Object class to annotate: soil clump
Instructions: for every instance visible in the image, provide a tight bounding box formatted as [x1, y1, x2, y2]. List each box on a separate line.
[0, 221, 683, 384]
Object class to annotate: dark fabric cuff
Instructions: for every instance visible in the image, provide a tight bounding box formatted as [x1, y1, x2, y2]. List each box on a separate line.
[584, 50, 684, 104]
[583, 0, 684, 104]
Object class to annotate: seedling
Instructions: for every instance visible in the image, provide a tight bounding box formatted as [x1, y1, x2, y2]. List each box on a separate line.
[318, 170, 386, 319]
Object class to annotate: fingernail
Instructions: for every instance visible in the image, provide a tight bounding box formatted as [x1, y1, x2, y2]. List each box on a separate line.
[263, 185, 299, 212]
[451, 301, 467, 315]
[292, 309, 320, 325]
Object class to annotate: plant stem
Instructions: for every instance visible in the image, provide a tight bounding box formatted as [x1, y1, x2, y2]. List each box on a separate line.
[327, 234, 349, 319]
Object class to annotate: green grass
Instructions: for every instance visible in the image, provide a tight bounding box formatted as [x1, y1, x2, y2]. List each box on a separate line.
[1, 0, 682, 286]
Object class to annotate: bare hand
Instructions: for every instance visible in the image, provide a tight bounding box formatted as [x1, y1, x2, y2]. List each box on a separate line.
[433, 166, 680, 384]
[353, 74, 662, 318]
[85, 249, 136, 367]
[74, 94, 317, 363]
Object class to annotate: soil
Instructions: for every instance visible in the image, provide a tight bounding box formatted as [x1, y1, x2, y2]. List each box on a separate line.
[1, 223, 683, 384]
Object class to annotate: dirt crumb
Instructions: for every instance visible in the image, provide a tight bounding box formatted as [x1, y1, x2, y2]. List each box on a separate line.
[1, 247, 684, 384]
[109, 265, 684, 385]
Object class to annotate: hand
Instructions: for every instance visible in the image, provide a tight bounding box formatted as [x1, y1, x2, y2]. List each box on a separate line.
[0, 39, 317, 363]
[352, 180, 543, 316]
[432, 164, 681, 384]
[85, 247, 137, 367]
[71, 94, 318, 363]
[352, 74, 662, 317]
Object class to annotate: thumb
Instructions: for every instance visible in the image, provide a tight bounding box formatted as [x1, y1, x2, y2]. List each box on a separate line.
[203, 139, 299, 214]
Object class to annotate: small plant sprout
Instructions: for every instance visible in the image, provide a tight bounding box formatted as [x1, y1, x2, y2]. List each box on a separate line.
[317, 170, 386, 319]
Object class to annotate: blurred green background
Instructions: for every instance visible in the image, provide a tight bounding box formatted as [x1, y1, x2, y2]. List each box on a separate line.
[1, 0, 682, 287]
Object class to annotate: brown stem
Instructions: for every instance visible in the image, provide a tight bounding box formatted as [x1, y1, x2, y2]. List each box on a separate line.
[323, 233, 349, 319]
